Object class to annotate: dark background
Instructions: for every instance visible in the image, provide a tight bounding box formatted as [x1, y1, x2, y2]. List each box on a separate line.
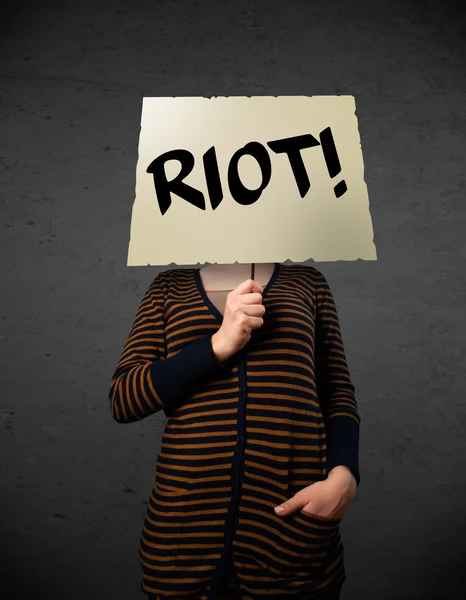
[1, 0, 465, 598]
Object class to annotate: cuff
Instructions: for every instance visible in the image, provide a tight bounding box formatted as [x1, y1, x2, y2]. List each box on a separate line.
[326, 415, 361, 487]
[149, 334, 227, 408]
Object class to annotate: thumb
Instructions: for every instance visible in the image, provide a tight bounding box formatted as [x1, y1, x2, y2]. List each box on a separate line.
[274, 493, 302, 517]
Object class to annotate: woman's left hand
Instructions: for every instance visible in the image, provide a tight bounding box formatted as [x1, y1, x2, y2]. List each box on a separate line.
[273, 466, 357, 520]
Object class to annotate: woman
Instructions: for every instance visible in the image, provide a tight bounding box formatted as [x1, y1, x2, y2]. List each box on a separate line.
[109, 262, 360, 599]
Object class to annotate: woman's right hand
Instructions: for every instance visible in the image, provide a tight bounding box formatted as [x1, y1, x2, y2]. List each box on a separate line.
[211, 279, 266, 362]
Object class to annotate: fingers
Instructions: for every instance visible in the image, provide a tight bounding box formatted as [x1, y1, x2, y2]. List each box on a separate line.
[234, 278, 263, 295]
[239, 292, 264, 305]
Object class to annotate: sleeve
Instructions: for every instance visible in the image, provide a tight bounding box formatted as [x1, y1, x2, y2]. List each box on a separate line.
[314, 270, 361, 487]
[109, 273, 228, 424]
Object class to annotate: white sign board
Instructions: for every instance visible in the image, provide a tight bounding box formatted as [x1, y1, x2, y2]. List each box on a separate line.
[127, 96, 376, 266]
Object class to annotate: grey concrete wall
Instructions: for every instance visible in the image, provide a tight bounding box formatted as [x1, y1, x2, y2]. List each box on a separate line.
[1, 0, 465, 598]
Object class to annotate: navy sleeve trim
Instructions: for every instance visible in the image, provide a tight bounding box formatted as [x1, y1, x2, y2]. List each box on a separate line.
[149, 334, 227, 408]
[326, 415, 361, 487]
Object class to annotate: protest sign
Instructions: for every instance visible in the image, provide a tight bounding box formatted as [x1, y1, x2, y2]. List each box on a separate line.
[127, 96, 376, 265]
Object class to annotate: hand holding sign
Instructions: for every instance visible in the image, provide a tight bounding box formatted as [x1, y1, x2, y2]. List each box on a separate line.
[211, 279, 265, 363]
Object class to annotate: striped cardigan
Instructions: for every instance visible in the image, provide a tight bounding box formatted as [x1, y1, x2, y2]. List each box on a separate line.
[109, 263, 360, 600]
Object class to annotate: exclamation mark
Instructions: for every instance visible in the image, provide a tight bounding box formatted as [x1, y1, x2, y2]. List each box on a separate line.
[319, 127, 347, 198]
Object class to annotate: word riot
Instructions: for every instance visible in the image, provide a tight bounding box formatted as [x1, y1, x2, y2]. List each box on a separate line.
[146, 127, 347, 216]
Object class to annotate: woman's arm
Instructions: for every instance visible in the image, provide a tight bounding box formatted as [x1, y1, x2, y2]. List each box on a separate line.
[108, 273, 227, 424]
[314, 269, 361, 487]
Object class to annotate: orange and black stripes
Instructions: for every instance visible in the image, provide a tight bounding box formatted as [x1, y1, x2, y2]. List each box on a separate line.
[109, 263, 360, 600]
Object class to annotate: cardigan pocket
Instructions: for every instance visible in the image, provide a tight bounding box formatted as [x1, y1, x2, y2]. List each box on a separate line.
[299, 508, 342, 524]
[173, 488, 224, 568]
[267, 504, 341, 576]
[139, 482, 188, 569]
